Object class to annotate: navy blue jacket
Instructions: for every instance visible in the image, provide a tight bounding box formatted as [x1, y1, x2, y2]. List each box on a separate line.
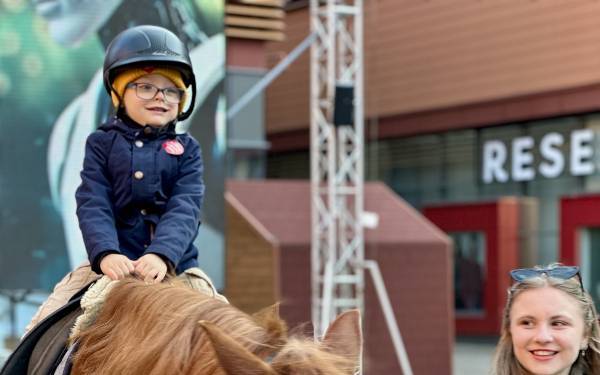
[75, 115, 204, 274]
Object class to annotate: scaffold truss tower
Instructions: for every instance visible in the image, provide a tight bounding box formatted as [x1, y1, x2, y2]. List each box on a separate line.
[226, 1, 410, 371]
[309, 0, 365, 338]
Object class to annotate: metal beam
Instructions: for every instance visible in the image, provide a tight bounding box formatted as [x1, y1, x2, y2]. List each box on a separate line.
[227, 31, 317, 121]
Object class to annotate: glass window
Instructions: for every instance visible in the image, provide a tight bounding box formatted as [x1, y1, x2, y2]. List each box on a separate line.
[445, 130, 478, 202]
[451, 231, 486, 316]
[580, 228, 600, 312]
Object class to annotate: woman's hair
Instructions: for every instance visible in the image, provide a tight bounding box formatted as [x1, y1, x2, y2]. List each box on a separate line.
[490, 265, 600, 375]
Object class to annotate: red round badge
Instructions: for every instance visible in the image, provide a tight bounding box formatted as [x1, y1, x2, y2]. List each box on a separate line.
[162, 140, 184, 155]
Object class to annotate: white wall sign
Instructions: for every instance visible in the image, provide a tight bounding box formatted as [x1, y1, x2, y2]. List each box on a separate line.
[482, 129, 595, 184]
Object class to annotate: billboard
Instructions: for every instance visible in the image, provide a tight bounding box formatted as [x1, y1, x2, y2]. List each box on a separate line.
[0, 0, 226, 291]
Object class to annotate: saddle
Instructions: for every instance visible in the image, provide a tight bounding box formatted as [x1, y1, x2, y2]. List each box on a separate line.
[0, 283, 93, 375]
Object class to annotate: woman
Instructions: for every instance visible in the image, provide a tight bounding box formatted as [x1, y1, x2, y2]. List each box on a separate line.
[491, 265, 600, 375]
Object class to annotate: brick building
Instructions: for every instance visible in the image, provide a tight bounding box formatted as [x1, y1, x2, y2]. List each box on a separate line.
[262, 1, 600, 335]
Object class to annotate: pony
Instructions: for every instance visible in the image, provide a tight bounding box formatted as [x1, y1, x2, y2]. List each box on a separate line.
[70, 279, 362, 374]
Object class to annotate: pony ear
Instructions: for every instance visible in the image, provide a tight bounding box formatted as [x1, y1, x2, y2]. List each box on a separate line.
[252, 304, 288, 345]
[198, 320, 277, 375]
[252, 303, 280, 323]
[322, 309, 363, 366]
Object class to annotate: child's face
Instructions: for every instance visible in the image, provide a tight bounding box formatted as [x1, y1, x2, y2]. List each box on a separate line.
[123, 73, 179, 127]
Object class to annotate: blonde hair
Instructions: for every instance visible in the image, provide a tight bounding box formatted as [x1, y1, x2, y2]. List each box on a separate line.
[490, 265, 600, 375]
[110, 67, 188, 113]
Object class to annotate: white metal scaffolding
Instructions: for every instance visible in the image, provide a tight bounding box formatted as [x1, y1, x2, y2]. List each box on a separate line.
[309, 0, 365, 338]
[309, 1, 413, 373]
[226, 0, 413, 370]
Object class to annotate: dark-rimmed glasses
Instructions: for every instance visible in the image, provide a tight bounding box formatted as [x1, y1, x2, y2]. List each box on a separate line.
[126, 82, 185, 104]
[510, 265, 584, 293]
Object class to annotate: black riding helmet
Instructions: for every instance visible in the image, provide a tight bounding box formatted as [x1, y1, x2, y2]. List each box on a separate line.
[103, 25, 197, 121]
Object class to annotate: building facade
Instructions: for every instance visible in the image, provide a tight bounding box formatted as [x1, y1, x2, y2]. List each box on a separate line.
[264, 0, 600, 334]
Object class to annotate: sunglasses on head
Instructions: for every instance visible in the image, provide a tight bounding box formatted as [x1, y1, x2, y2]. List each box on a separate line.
[510, 265, 584, 293]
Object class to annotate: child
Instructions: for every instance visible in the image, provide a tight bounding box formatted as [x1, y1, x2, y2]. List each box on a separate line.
[25, 25, 224, 334]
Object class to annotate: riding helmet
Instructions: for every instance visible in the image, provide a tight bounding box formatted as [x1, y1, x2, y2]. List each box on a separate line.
[103, 25, 197, 120]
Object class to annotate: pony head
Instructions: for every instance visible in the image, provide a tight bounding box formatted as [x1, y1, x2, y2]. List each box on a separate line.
[200, 309, 362, 375]
[71, 279, 362, 375]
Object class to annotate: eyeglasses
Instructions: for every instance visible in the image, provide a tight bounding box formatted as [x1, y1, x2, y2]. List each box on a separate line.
[510, 266, 584, 293]
[126, 83, 185, 104]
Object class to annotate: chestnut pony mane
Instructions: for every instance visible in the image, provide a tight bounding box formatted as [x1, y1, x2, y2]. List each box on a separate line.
[71, 279, 359, 375]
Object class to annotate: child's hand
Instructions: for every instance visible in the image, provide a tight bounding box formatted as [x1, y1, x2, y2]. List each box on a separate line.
[100, 254, 135, 280]
[133, 254, 167, 283]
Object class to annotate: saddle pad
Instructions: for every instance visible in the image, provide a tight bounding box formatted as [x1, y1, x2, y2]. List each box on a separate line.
[0, 283, 91, 375]
[28, 306, 82, 375]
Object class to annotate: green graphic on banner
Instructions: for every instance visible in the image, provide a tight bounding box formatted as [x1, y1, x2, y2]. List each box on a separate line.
[0, 0, 226, 291]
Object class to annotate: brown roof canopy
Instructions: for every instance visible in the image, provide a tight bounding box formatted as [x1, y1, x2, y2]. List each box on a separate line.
[226, 179, 449, 247]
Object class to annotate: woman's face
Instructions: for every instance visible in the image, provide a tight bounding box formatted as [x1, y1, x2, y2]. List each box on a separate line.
[510, 286, 587, 375]
[123, 74, 179, 127]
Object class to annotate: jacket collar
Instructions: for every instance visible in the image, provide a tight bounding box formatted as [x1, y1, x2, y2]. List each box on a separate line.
[99, 112, 177, 140]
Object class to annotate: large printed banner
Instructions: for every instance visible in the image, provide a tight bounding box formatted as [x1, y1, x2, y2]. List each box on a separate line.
[0, 0, 226, 291]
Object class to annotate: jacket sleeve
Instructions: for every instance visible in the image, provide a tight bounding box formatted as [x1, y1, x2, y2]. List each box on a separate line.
[146, 137, 204, 267]
[75, 132, 120, 273]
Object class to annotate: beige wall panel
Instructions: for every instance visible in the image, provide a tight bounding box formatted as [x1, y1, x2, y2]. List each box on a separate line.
[266, 9, 311, 132]
[266, 1, 600, 133]
[225, 204, 277, 313]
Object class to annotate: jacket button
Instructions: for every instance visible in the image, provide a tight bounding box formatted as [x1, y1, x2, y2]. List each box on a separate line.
[134, 171, 144, 180]
[140, 209, 147, 215]
[135, 140, 144, 148]
[143, 126, 153, 135]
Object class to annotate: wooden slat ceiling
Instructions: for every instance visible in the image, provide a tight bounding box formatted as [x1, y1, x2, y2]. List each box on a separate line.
[226, 0, 286, 41]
